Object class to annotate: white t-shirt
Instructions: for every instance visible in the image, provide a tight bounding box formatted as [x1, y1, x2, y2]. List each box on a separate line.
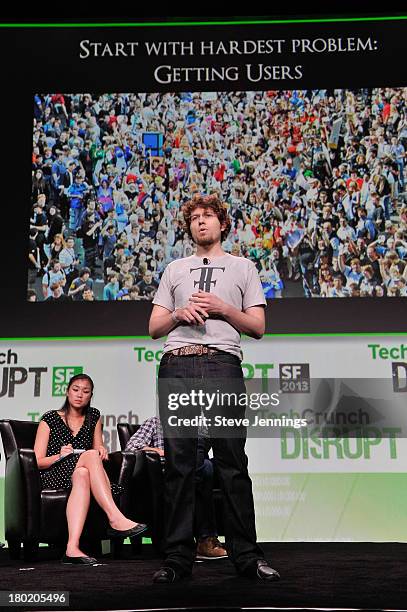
[153, 254, 266, 359]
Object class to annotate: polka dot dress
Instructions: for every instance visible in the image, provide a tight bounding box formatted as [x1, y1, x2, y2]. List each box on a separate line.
[39, 407, 122, 494]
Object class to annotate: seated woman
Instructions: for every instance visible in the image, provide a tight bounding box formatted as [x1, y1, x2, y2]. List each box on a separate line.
[34, 373, 146, 565]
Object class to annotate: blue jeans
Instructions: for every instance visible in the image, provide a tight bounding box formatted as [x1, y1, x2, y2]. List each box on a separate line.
[158, 350, 264, 574]
[69, 205, 83, 231]
[382, 195, 391, 221]
[397, 161, 405, 190]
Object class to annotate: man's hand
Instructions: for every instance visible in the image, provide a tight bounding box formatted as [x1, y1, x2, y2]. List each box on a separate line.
[174, 301, 209, 325]
[189, 290, 229, 317]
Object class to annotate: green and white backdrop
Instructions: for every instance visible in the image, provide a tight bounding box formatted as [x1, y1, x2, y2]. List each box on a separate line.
[1, 333, 406, 543]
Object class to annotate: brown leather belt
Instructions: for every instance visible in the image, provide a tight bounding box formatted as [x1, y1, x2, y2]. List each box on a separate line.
[169, 344, 220, 357]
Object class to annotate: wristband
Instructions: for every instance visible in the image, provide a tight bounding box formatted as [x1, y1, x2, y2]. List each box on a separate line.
[171, 310, 180, 323]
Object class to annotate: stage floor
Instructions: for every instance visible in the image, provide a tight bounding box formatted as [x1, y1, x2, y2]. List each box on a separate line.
[0, 542, 406, 611]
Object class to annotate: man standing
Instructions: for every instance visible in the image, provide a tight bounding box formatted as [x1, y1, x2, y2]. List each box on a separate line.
[68, 267, 93, 301]
[149, 193, 279, 583]
[41, 259, 66, 299]
[59, 236, 78, 289]
[67, 173, 89, 232]
[79, 212, 102, 273]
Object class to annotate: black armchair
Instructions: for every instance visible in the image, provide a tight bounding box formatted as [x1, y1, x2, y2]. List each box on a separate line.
[0, 419, 136, 560]
[117, 423, 165, 551]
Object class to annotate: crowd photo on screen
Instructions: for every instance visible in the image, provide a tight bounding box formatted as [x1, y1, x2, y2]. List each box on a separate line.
[28, 88, 407, 302]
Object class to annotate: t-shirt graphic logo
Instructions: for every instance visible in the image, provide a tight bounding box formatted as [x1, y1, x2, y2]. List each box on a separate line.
[190, 266, 225, 292]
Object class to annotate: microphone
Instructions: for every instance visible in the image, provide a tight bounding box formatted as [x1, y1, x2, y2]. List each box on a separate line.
[203, 258, 210, 265]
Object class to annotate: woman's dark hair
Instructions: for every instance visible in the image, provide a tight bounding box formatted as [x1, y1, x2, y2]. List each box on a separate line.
[60, 373, 94, 431]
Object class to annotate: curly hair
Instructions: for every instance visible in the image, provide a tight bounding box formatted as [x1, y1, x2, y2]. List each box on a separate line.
[182, 193, 231, 242]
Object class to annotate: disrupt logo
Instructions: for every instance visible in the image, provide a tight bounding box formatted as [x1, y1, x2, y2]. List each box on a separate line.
[0, 349, 47, 398]
[52, 366, 84, 396]
[281, 426, 400, 459]
[279, 364, 310, 393]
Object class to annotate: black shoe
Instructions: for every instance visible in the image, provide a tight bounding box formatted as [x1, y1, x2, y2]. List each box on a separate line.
[106, 523, 147, 539]
[255, 560, 281, 581]
[61, 554, 97, 565]
[153, 566, 179, 584]
[153, 565, 191, 584]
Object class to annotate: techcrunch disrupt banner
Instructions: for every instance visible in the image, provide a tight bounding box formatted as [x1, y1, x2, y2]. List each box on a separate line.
[1, 336, 407, 476]
[1, 336, 407, 543]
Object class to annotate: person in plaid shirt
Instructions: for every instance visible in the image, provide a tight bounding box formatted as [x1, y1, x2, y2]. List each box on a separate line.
[125, 416, 164, 456]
